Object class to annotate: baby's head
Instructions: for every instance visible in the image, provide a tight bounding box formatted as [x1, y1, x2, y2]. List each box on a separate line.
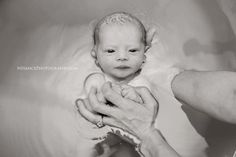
[91, 12, 149, 82]
[93, 12, 147, 47]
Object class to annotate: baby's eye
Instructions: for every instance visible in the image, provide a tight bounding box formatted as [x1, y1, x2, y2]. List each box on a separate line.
[129, 49, 138, 53]
[105, 49, 115, 53]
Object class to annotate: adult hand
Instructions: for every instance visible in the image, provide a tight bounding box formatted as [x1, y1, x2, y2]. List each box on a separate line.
[77, 82, 159, 140]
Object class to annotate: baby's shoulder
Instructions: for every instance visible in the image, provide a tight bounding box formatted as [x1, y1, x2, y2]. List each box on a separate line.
[84, 72, 106, 93]
[85, 72, 105, 82]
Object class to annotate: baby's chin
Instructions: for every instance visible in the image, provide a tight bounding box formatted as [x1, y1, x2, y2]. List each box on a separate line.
[108, 73, 138, 83]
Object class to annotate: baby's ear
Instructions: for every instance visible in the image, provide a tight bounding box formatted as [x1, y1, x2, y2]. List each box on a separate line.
[145, 26, 157, 50]
[91, 48, 97, 58]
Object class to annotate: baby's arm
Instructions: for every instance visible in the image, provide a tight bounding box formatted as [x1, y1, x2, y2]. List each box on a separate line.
[84, 73, 106, 103]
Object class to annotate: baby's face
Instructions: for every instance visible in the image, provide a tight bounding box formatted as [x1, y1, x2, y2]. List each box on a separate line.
[95, 23, 145, 82]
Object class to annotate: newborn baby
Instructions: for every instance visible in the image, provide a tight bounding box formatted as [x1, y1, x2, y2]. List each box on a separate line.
[79, 12, 152, 156]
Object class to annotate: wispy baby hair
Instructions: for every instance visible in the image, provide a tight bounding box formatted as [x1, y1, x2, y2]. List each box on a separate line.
[93, 11, 147, 46]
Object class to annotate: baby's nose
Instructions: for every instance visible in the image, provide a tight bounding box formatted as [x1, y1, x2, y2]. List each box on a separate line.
[117, 51, 129, 61]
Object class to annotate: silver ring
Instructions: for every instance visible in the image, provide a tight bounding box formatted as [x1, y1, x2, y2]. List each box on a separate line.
[96, 116, 105, 128]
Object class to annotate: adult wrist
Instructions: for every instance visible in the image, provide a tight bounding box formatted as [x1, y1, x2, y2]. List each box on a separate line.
[137, 128, 166, 156]
[140, 127, 166, 146]
[137, 128, 180, 157]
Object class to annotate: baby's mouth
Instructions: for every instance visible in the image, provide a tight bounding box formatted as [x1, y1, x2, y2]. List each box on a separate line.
[115, 65, 131, 69]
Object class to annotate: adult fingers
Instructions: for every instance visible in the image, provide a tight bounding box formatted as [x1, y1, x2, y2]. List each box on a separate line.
[76, 99, 101, 124]
[77, 99, 124, 130]
[88, 87, 119, 117]
[76, 98, 93, 112]
[102, 116, 124, 130]
[101, 82, 129, 108]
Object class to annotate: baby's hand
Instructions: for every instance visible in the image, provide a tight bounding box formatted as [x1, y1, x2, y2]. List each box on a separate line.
[97, 82, 122, 104]
[109, 83, 143, 103]
[120, 84, 143, 103]
[110, 83, 123, 94]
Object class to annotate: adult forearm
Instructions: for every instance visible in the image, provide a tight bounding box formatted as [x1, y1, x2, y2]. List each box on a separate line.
[139, 128, 181, 157]
[172, 70, 236, 124]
